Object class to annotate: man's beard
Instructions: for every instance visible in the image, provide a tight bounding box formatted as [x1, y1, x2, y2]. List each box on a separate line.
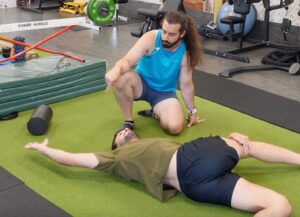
[162, 36, 181, 49]
[124, 131, 138, 144]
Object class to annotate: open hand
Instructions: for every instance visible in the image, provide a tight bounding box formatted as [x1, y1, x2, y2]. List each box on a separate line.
[187, 114, 205, 128]
[25, 138, 48, 151]
[105, 70, 120, 92]
[229, 133, 251, 154]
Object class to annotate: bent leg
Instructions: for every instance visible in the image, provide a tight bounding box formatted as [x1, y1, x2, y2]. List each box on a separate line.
[113, 71, 143, 121]
[153, 98, 184, 135]
[231, 178, 291, 217]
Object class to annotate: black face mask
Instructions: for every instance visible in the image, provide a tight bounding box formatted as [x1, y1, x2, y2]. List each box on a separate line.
[162, 36, 181, 49]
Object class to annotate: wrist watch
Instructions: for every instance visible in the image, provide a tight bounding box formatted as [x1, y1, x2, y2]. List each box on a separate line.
[187, 107, 197, 115]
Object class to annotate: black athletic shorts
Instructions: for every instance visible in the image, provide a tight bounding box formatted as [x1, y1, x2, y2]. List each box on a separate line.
[135, 76, 177, 108]
[177, 136, 240, 207]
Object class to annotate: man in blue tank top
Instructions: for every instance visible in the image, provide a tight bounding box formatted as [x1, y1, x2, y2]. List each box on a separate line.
[105, 11, 204, 135]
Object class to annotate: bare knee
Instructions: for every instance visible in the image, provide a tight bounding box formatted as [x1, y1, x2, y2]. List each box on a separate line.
[274, 195, 292, 217]
[164, 120, 184, 135]
[264, 195, 292, 217]
[154, 99, 185, 134]
[114, 73, 132, 91]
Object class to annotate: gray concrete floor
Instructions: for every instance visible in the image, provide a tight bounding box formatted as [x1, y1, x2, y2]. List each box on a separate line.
[1, 8, 300, 102]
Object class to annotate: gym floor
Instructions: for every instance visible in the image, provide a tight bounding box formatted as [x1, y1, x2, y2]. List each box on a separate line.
[1, 7, 300, 102]
[1, 5, 300, 217]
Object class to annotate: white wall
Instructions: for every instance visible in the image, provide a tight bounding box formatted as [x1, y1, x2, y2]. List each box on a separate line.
[254, 0, 300, 26]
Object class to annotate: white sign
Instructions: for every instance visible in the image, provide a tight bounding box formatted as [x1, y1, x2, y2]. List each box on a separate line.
[0, 17, 89, 33]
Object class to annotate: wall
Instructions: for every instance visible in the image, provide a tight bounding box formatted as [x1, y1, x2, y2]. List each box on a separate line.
[254, 1, 300, 26]
[0, 0, 17, 8]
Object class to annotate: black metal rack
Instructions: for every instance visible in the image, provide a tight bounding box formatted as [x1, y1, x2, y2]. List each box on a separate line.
[203, 0, 297, 65]
[217, 0, 300, 78]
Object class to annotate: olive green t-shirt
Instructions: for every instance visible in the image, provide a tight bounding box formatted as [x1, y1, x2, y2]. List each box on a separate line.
[94, 138, 180, 202]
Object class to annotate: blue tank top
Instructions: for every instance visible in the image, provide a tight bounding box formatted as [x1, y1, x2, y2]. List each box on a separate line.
[135, 30, 186, 92]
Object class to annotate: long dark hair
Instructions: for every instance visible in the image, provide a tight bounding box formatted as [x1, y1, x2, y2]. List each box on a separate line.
[111, 132, 118, 150]
[163, 11, 202, 70]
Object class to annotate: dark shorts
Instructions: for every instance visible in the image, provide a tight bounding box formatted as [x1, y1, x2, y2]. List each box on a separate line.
[134, 76, 178, 108]
[177, 136, 240, 207]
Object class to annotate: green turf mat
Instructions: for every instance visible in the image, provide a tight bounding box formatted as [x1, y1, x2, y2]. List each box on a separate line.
[0, 91, 299, 217]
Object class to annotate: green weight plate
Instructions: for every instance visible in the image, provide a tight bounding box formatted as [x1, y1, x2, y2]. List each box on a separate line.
[87, 0, 115, 25]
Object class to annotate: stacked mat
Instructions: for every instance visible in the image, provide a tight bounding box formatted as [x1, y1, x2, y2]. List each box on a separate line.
[0, 54, 106, 116]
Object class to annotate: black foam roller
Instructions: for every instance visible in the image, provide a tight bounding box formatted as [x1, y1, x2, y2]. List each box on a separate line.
[27, 105, 53, 135]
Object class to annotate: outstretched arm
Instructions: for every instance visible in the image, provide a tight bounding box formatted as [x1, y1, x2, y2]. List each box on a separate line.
[25, 138, 99, 169]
